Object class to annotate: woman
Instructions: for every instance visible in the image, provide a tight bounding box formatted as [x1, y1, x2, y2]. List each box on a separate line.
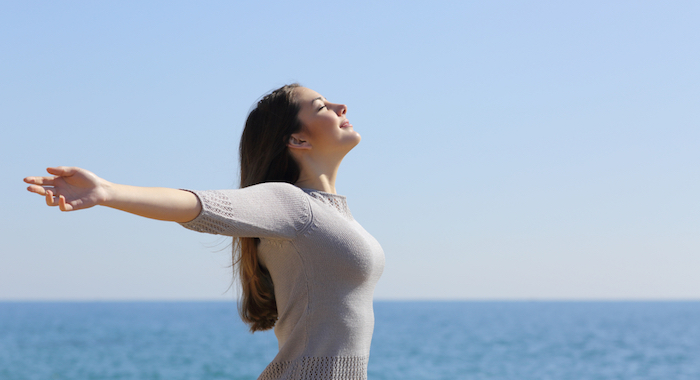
[24, 84, 385, 380]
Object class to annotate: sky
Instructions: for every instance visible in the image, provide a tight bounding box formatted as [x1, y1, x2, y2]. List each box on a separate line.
[1, 1, 698, 301]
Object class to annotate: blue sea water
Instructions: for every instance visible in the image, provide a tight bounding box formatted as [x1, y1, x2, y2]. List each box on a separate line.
[0, 302, 699, 380]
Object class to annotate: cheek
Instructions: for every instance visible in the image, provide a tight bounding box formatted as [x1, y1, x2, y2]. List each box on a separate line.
[306, 118, 338, 140]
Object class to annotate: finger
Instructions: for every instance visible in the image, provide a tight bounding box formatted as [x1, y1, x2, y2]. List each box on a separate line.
[59, 195, 74, 211]
[45, 190, 58, 207]
[27, 184, 49, 195]
[24, 176, 57, 186]
[47, 166, 77, 177]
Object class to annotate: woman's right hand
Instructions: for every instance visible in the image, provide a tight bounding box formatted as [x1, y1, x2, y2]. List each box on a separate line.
[24, 166, 109, 212]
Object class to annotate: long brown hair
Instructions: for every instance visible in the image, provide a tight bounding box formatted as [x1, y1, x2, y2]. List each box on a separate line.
[235, 83, 302, 332]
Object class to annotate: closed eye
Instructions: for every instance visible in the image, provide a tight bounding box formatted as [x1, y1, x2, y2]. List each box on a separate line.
[318, 105, 327, 111]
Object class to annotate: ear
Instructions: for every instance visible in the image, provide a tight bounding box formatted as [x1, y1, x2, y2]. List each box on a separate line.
[287, 133, 312, 150]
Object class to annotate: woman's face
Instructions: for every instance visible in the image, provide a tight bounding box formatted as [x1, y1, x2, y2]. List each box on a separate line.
[292, 87, 361, 155]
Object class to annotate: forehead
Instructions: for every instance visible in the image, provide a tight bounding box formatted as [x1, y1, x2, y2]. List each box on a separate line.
[295, 87, 324, 105]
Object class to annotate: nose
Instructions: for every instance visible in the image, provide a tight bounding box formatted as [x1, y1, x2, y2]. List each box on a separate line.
[334, 103, 347, 116]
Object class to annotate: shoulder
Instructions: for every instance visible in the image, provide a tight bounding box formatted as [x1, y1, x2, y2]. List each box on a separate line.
[247, 181, 305, 194]
[241, 182, 310, 211]
[183, 182, 310, 216]
[239, 182, 309, 203]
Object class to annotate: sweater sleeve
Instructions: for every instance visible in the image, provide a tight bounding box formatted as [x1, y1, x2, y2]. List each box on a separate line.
[178, 182, 311, 239]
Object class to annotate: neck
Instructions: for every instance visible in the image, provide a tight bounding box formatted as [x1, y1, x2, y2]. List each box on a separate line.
[293, 155, 343, 194]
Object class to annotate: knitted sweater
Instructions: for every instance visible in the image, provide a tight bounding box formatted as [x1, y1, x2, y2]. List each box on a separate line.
[179, 182, 385, 380]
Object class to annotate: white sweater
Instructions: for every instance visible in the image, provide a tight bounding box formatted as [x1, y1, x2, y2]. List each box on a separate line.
[180, 182, 385, 380]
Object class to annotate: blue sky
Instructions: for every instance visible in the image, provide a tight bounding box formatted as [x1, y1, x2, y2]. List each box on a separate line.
[2, 1, 698, 300]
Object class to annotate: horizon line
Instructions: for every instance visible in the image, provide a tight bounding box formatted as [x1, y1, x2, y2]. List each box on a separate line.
[2, 298, 699, 303]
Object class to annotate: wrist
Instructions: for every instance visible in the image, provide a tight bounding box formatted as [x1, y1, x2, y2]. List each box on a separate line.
[99, 180, 118, 207]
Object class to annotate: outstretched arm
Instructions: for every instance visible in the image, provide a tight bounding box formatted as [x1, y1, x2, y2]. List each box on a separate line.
[24, 166, 201, 223]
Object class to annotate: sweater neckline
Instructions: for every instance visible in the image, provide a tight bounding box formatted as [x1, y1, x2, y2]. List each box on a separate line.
[301, 188, 346, 199]
[301, 188, 353, 220]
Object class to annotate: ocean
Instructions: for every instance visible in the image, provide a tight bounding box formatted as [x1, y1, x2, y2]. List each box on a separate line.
[1, 301, 699, 379]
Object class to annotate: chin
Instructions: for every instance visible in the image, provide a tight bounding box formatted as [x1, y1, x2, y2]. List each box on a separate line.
[348, 133, 361, 149]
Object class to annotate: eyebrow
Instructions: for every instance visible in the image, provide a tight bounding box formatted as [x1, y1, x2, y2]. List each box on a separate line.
[311, 96, 326, 105]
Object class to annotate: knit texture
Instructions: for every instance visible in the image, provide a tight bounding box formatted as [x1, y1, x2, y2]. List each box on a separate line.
[179, 183, 385, 380]
[258, 356, 368, 380]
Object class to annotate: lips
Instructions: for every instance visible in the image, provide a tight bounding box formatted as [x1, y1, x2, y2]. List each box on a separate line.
[340, 120, 352, 128]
